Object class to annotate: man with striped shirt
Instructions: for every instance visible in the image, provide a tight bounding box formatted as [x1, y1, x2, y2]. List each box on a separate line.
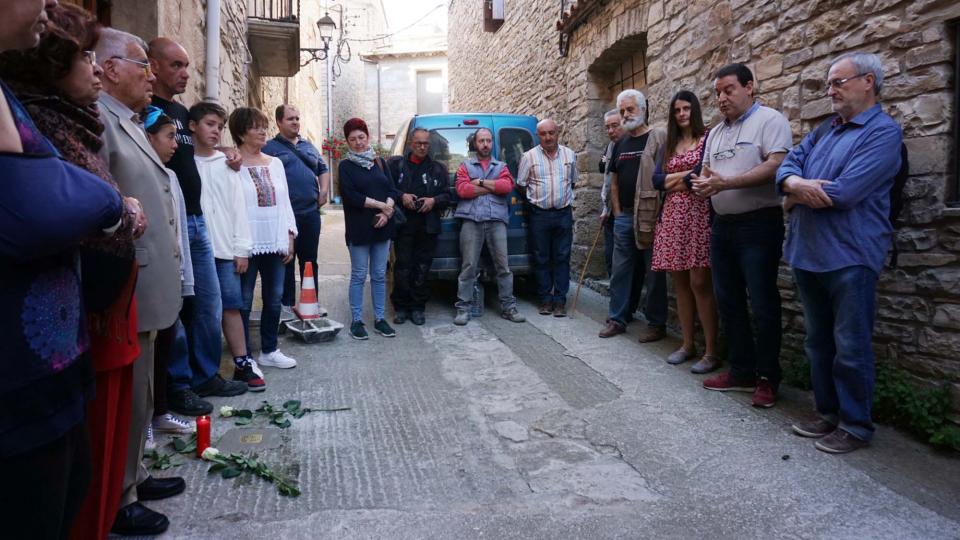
[517, 118, 578, 317]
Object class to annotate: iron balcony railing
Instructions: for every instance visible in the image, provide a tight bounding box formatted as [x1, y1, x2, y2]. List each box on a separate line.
[248, 0, 299, 22]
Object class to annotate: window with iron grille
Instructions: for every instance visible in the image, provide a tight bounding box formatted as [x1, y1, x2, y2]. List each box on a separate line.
[608, 49, 647, 96]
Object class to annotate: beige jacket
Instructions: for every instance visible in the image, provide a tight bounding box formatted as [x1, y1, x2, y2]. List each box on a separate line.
[632, 127, 666, 250]
[97, 93, 183, 332]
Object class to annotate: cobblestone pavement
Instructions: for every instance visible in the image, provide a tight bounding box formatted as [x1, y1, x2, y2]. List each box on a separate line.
[145, 210, 960, 540]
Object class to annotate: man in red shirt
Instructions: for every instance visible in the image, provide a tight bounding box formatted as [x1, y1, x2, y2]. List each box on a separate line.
[452, 128, 526, 325]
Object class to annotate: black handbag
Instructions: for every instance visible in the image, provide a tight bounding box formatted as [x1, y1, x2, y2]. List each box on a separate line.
[374, 157, 405, 225]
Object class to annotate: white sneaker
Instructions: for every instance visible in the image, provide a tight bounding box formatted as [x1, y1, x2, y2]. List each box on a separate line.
[318, 305, 329, 317]
[145, 424, 156, 451]
[280, 305, 296, 321]
[151, 412, 195, 434]
[258, 349, 297, 369]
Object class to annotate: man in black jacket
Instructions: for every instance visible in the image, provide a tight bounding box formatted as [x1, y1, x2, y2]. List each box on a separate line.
[387, 128, 451, 325]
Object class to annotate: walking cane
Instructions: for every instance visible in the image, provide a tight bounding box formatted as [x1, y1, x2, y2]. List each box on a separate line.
[570, 220, 605, 317]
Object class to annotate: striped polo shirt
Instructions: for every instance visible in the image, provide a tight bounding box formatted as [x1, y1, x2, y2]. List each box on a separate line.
[517, 144, 578, 210]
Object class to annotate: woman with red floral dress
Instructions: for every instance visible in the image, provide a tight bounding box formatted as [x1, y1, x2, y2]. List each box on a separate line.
[651, 90, 719, 374]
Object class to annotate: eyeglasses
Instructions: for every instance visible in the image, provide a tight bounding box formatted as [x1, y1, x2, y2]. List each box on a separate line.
[826, 73, 869, 90]
[142, 105, 163, 130]
[111, 56, 152, 76]
[81, 50, 96, 65]
[412, 141, 430, 147]
[712, 148, 738, 161]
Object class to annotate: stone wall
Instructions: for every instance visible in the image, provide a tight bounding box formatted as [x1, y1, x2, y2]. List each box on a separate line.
[448, 0, 960, 414]
[111, 0, 251, 119]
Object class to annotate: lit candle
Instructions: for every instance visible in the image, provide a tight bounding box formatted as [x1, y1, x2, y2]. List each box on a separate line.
[196, 415, 211, 457]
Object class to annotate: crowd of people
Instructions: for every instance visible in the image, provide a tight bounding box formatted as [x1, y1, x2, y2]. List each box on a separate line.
[1, 0, 904, 538]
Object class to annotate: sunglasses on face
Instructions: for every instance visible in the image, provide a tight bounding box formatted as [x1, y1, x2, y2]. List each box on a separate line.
[111, 56, 152, 76]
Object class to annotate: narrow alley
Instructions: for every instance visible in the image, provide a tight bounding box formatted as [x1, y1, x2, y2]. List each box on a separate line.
[147, 211, 960, 539]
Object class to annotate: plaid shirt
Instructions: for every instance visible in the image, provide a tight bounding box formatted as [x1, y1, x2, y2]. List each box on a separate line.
[517, 144, 578, 210]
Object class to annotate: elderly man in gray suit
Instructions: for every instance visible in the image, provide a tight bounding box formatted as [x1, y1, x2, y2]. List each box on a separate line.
[95, 28, 184, 537]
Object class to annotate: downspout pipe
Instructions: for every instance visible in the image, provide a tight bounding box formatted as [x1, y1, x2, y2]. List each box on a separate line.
[204, 0, 221, 102]
[376, 62, 382, 146]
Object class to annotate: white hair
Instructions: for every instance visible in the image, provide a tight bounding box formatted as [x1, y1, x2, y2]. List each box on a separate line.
[616, 89, 647, 113]
[94, 28, 148, 62]
[831, 52, 884, 95]
[603, 109, 619, 120]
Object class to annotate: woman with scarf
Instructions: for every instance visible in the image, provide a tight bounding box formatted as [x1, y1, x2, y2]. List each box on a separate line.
[338, 117, 401, 340]
[0, 4, 145, 538]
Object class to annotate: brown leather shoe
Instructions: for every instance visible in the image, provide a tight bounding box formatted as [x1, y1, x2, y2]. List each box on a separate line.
[598, 320, 624, 338]
[637, 326, 666, 343]
[552, 304, 567, 318]
[538, 302, 554, 315]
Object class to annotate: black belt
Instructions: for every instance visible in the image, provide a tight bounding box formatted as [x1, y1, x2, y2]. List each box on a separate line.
[714, 206, 782, 223]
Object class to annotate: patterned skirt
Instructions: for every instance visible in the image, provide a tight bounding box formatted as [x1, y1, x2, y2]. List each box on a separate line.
[651, 191, 712, 271]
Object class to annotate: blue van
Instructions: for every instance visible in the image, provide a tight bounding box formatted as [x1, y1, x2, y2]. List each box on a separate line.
[389, 113, 540, 279]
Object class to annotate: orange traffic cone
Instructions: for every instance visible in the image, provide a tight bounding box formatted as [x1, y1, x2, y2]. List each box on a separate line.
[293, 262, 321, 320]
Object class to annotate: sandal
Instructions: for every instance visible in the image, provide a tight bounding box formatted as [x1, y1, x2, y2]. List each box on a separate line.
[666, 348, 696, 365]
[690, 355, 720, 374]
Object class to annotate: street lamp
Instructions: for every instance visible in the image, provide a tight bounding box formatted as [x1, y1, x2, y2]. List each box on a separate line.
[300, 12, 338, 66]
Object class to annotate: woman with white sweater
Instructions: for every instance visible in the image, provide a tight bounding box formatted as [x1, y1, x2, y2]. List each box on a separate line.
[228, 107, 299, 370]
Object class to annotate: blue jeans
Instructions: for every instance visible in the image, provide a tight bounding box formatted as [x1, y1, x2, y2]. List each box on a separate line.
[456, 220, 516, 311]
[282, 211, 321, 307]
[214, 258, 244, 310]
[240, 254, 285, 354]
[711, 208, 784, 385]
[529, 206, 573, 305]
[607, 214, 667, 328]
[793, 266, 878, 441]
[347, 240, 391, 322]
[168, 215, 223, 391]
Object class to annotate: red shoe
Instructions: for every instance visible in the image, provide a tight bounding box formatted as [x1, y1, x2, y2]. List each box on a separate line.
[702, 372, 755, 393]
[751, 377, 777, 408]
[233, 358, 266, 392]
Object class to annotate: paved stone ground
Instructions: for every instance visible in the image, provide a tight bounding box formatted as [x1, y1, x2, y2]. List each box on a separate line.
[144, 210, 960, 539]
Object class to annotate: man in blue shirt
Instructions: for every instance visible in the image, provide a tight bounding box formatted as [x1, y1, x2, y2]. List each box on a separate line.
[777, 52, 903, 454]
[263, 104, 330, 315]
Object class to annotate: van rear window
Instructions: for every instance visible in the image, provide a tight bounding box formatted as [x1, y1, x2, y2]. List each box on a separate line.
[428, 128, 476, 181]
[498, 127, 535, 179]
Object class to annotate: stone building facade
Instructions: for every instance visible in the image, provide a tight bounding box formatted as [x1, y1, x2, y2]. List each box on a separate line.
[361, 50, 449, 147]
[448, 0, 960, 414]
[66, 0, 391, 148]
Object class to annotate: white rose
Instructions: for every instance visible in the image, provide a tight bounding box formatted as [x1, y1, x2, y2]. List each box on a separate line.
[201, 447, 221, 461]
[220, 406, 234, 417]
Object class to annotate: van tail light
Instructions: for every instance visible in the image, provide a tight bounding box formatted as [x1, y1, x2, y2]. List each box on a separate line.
[463, 119, 479, 125]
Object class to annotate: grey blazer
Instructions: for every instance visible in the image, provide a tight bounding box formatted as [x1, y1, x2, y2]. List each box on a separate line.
[98, 93, 183, 332]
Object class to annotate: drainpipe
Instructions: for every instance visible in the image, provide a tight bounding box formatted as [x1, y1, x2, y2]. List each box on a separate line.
[325, 53, 333, 150]
[376, 62, 382, 146]
[204, 0, 221, 102]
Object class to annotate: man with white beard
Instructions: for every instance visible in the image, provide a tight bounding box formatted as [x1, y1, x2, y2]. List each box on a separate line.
[599, 89, 668, 341]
